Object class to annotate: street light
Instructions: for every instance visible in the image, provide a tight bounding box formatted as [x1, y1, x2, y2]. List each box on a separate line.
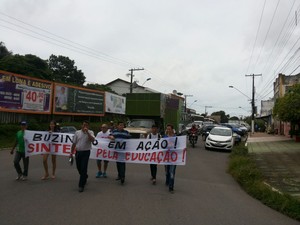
[229, 86, 251, 100]
[184, 95, 193, 112]
[188, 100, 197, 108]
[142, 78, 151, 86]
[239, 106, 251, 113]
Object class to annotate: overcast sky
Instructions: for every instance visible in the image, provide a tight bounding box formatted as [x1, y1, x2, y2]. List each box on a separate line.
[1, 0, 299, 117]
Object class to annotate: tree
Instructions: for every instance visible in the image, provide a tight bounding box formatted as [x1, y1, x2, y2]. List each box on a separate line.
[0, 54, 51, 79]
[211, 110, 229, 123]
[48, 54, 85, 85]
[229, 116, 239, 121]
[273, 83, 300, 124]
[0, 42, 12, 59]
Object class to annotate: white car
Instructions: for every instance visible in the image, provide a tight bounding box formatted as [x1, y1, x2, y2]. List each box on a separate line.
[205, 126, 234, 151]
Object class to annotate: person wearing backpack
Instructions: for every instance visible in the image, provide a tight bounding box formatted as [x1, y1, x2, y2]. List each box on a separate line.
[147, 124, 161, 185]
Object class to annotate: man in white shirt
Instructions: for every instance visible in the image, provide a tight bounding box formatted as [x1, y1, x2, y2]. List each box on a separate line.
[95, 124, 110, 178]
[70, 121, 95, 193]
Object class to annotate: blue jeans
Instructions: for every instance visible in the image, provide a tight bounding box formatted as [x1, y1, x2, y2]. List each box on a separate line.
[14, 152, 29, 176]
[165, 165, 176, 189]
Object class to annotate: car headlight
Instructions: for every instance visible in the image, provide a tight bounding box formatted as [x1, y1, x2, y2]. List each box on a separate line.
[207, 136, 213, 141]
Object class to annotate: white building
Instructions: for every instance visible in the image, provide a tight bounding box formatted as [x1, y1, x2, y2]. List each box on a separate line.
[106, 78, 158, 96]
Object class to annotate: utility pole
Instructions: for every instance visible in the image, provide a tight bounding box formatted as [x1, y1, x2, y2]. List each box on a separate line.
[129, 68, 144, 93]
[204, 106, 212, 116]
[184, 95, 193, 113]
[245, 73, 262, 134]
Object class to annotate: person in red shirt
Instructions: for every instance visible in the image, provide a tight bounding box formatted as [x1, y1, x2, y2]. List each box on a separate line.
[188, 124, 198, 142]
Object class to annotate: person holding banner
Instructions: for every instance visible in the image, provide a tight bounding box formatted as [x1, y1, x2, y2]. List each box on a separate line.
[109, 121, 130, 184]
[70, 121, 95, 192]
[41, 120, 60, 180]
[95, 123, 110, 178]
[147, 124, 161, 185]
[165, 124, 177, 193]
[10, 121, 29, 181]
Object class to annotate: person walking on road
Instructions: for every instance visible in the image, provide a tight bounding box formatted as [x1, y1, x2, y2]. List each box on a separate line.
[164, 124, 177, 193]
[109, 121, 130, 184]
[41, 120, 60, 180]
[147, 124, 161, 185]
[10, 121, 29, 181]
[70, 121, 95, 192]
[95, 123, 111, 178]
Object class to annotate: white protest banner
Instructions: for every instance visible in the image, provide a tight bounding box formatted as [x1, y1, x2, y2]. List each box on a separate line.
[90, 136, 187, 165]
[24, 130, 187, 165]
[24, 130, 74, 156]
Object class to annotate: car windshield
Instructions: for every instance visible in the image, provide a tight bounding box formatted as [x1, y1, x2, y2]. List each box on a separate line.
[128, 120, 153, 128]
[203, 125, 215, 131]
[210, 128, 232, 136]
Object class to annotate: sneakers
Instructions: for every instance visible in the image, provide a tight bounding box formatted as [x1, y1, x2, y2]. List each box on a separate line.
[121, 178, 125, 184]
[96, 171, 102, 178]
[21, 176, 27, 181]
[78, 187, 84, 192]
[96, 172, 108, 178]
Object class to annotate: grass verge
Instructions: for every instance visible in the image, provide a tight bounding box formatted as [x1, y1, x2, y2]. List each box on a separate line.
[228, 143, 300, 221]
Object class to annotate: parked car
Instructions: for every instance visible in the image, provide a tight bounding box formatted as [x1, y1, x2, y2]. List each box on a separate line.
[60, 126, 77, 134]
[200, 124, 218, 141]
[205, 126, 234, 151]
[221, 123, 245, 136]
[220, 123, 243, 143]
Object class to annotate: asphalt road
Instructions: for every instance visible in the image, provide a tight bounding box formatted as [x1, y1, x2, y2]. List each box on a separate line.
[0, 140, 299, 225]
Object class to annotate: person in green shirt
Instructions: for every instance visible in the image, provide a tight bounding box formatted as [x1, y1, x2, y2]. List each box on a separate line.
[10, 121, 29, 181]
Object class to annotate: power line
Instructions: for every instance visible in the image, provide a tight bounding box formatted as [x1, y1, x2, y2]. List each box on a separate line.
[0, 11, 141, 68]
[252, 0, 281, 73]
[258, 0, 296, 88]
[256, 2, 300, 98]
[245, 0, 267, 75]
[257, 10, 300, 98]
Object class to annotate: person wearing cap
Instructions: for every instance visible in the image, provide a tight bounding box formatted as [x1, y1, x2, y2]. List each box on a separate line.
[146, 124, 161, 185]
[10, 121, 29, 181]
[108, 121, 115, 131]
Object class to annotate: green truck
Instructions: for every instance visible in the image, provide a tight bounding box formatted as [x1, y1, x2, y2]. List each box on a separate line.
[125, 93, 183, 138]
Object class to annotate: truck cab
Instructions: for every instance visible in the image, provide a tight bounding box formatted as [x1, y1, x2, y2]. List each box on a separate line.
[125, 119, 155, 139]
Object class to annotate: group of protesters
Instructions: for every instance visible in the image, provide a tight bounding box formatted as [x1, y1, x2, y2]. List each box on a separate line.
[10, 120, 178, 193]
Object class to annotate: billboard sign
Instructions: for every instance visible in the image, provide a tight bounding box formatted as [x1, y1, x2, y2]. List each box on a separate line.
[0, 70, 52, 114]
[54, 83, 104, 116]
[105, 92, 125, 114]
